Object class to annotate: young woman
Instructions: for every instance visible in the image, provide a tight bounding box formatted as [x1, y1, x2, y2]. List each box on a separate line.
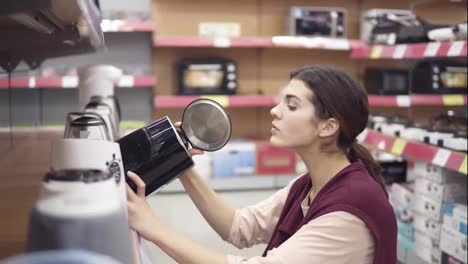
[126, 65, 397, 264]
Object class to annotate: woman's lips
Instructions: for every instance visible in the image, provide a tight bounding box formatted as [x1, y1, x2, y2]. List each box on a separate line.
[271, 123, 279, 134]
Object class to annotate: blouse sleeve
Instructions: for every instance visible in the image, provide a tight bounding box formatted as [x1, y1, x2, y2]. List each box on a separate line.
[226, 211, 375, 264]
[224, 177, 300, 249]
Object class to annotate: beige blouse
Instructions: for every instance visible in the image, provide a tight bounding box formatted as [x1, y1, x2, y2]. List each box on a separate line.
[225, 177, 375, 264]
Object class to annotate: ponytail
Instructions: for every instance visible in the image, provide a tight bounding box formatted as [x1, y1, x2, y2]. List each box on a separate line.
[347, 142, 388, 198]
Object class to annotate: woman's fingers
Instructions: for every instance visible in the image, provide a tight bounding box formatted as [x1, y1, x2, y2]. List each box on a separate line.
[174, 121, 182, 130]
[126, 184, 137, 201]
[127, 171, 146, 198]
[188, 148, 204, 156]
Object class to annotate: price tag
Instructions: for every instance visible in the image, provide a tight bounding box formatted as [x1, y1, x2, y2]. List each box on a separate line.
[396, 96, 411, 107]
[28, 77, 36, 88]
[432, 149, 451, 168]
[448, 41, 465, 57]
[393, 45, 407, 59]
[213, 37, 231, 48]
[118, 76, 134, 87]
[391, 138, 407, 155]
[370, 45, 384, 59]
[201, 95, 229, 107]
[459, 156, 467, 175]
[356, 129, 369, 143]
[424, 42, 441, 57]
[62, 76, 78, 88]
[442, 95, 464, 106]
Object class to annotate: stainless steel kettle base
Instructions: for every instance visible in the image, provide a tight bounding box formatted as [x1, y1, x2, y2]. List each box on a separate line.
[181, 99, 232, 151]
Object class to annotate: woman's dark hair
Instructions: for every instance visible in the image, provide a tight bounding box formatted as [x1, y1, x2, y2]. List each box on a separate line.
[290, 65, 388, 197]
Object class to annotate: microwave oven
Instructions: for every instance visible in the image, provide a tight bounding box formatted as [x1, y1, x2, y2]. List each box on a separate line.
[289, 7, 346, 38]
[365, 68, 409, 95]
[411, 60, 467, 94]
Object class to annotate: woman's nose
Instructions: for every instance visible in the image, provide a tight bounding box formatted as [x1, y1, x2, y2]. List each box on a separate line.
[270, 104, 280, 119]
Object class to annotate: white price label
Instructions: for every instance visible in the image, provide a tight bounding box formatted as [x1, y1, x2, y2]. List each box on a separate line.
[393, 45, 407, 59]
[118, 76, 134, 87]
[62, 76, 78, 88]
[213, 37, 231, 48]
[424, 42, 441, 57]
[432, 149, 451, 167]
[396, 96, 411, 107]
[448, 41, 465, 56]
[28, 77, 35, 88]
[356, 129, 369, 143]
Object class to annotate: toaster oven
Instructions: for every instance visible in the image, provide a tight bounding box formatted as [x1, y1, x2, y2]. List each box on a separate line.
[177, 58, 237, 95]
[411, 60, 467, 94]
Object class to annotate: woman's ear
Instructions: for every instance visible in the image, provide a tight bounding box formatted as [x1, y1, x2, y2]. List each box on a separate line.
[318, 118, 340, 138]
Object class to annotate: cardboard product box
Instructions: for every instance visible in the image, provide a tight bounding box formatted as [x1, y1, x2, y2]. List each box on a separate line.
[390, 183, 414, 222]
[398, 233, 415, 263]
[440, 225, 468, 264]
[397, 217, 415, 240]
[414, 213, 441, 240]
[443, 203, 468, 236]
[412, 161, 467, 184]
[413, 194, 443, 222]
[414, 231, 442, 264]
[415, 178, 468, 203]
[256, 142, 296, 175]
[212, 141, 256, 178]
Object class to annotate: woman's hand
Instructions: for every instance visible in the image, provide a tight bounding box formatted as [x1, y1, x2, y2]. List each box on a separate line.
[174, 121, 204, 156]
[126, 171, 160, 240]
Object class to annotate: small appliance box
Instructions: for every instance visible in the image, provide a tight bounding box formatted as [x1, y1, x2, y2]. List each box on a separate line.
[412, 161, 467, 184]
[256, 141, 296, 175]
[413, 213, 441, 241]
[414, 231, 442, 264]
[397, 217, 415, 240]
[389, 183, 414, 222]
[177, 58, 238, 95]
[212, 141, 256, 178]
[440, 225, 468, 264]
[442, 203, 467, 236]
[415, 178, 468, 203]
[289, 7, 346, 37]
[413, 194, 443, 222]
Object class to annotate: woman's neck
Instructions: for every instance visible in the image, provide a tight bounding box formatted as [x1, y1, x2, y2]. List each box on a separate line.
[297, 146, 351, 194]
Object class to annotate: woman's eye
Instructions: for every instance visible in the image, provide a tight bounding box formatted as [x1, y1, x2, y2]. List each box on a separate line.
[287, 105, 297, 111]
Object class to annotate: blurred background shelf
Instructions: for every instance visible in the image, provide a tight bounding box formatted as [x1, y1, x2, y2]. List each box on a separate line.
[359, 129, 467, 175]
[0, 75, 156, 89]
[351, 40, 467, 59]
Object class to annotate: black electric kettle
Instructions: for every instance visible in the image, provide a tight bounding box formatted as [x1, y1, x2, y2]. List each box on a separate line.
[118, 99, 231, 196]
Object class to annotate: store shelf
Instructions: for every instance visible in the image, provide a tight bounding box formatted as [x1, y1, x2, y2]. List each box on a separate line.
[154, 95, 277, 108]
[153, 36, 356, 50]
[351, 40, 467, 59]
[368, 95, 468, 107]
[101, 19, 154, 32]
[0, 76, 156, 89]
[154, 95, 467, 109]
[358, 129, 467, 175]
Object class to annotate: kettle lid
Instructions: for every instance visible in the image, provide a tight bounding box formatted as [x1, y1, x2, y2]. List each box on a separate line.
[181, 99, 231, 151]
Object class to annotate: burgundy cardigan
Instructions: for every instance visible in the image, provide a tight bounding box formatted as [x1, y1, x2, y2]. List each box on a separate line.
[262, 160, 397, 264]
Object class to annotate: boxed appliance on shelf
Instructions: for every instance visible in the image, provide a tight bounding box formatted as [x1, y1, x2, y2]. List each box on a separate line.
[440, 225, 468, 264]
[413, 194, 444, 221]
[177, 58, 238, 95]
[412, 161, 467, 184]
[212, 141, 256, 178]
[411, 59, 467, 95]
[256, 142, 296, 175]
[360, 9, 427, 45]
[390, 183, 414, 222]
[289, 7, 346, 38]
[364, 68, 409, 95]
[415, 178, 468, 203]
[442, 203, 467, 236]
[414, 230, 442, 264]
[414, 213, 441, 240]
